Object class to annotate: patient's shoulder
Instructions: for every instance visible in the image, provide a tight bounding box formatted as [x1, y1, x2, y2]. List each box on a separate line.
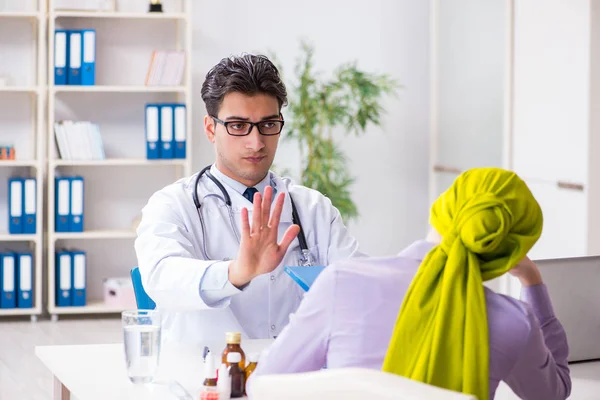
[325, 255, 421, 291]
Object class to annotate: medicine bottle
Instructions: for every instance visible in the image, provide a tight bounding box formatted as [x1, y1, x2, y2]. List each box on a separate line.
[244, 353, 259, 393]
[217, 363, 231, 400]
[203, 354, 218, 391]
[222, 332, 245, 369]
[227, 352, 245, 398]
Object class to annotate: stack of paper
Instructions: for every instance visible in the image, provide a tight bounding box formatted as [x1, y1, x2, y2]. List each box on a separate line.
[145, 50, 186, 86]
[54, 121, 106, 160]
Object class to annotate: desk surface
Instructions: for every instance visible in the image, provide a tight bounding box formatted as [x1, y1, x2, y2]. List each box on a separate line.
[36, 340, 273, 400]
[36, 342, 600, 400]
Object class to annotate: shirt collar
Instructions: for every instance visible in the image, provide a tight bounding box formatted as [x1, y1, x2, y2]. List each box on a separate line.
[210, 164, 275, 200]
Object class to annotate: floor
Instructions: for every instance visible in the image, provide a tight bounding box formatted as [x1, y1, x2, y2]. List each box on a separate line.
[0, 316, 122, 400]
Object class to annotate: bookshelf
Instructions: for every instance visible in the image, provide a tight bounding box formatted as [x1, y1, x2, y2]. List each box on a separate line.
[46, 0, 193, 319]
[51, 85, 186, 93]
[0, 0, 46, 321]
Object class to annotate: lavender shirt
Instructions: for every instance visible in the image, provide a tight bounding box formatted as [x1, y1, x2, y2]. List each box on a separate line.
[250, 240, 571, 400]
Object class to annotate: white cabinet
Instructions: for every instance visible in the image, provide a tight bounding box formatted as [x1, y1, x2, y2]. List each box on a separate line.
[430, 0, 600, 265]
[525, 181, 587, 260]
[512, 0, 589, 184]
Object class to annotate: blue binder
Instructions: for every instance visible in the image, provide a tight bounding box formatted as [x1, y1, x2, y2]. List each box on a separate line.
[17, 253, 33, 308]
[56, 251, 72, 307]
[69, 176, 84, 232]
[145, 104, 160, 159]
[174, 104, 187, 159]
[160, 105, 174, 159]
[284, 266, 326, 292]
[55, 177, 71, 232]
[0, 253, 16, 308]
[81, 29, 96, 86]
[67, 30, 82, 85]
[54, 30, 69, 85]
[71, 251, 87, 306]
[23, 178, 36, 234]
[8, 178, 23, 234]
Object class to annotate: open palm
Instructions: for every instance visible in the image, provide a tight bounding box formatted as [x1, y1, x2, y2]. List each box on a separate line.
[228, 186, 300, 287]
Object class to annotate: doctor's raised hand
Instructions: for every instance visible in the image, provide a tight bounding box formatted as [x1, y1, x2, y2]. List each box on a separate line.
[228, 186, 301, 288]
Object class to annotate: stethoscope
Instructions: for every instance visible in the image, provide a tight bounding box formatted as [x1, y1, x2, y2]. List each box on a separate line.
[192, 165, 314, 267]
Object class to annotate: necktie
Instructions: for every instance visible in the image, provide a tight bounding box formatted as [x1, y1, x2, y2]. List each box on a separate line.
[243, 187, 258, 203]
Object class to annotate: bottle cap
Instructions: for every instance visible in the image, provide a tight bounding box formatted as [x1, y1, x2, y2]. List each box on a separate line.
[247, 352, 260, 363]
[204, 354, 216, 379]
[225, 332, 241, 344]
[227, 352, 242, 363]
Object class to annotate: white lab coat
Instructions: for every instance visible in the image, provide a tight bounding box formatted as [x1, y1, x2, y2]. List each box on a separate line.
[134, 166, 363, 347]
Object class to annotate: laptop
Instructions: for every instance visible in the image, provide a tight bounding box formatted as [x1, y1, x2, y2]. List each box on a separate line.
[535, 255, 600, 362]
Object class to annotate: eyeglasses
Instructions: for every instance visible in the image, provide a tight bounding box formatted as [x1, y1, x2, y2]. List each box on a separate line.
[211, 115, 285, 136]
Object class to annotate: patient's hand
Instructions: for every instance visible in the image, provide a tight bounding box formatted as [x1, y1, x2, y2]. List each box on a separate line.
[509, 256, 543, 287]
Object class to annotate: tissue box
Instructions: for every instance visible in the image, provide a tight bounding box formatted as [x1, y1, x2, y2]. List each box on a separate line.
[103, 277, 136, 308]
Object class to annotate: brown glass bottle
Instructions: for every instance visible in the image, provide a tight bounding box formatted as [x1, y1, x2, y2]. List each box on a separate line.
[222, 332, 245, 369]
[227, 352, 245, 398]
[244, 353, 259, 394]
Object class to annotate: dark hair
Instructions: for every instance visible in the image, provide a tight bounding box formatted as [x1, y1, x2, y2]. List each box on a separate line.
[201, 54, 288, 117]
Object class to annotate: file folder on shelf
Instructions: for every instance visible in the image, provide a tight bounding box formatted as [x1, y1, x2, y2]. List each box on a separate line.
[0, 253, 16, 309]
[68, 31, 82, 85]
[160, 105, 174, 159]
[174, 104, 187, 159]
[81, 29, 96, 86]
[55, 177, 71, 232]
[54, 30, 69, 85]
[56, 251, 72, 307]
[17, 253, 33, 308]
[71, 251, 86, 307]
[23, 178, 36, 234]
[69, 177, 84, 232]
[8, 178, 23, 234]
[145, 104, 160, 159]
[284, 266, 326, 292]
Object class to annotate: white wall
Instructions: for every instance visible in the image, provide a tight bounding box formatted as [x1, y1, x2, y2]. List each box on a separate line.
[191, 0, 431, 256]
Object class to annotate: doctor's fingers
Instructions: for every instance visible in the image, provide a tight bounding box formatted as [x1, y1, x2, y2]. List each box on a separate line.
[261, 186, 273, 229]
[279, 224, 301, 253]
[267, 192, 286, 231]
[240, 207, 251, 238]
[251, 191, 263, 234]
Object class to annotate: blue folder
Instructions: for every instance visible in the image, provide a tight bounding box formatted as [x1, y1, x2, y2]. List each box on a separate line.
[284, 266, 326, 292]
[67, 30, 82, 85]
[54, 30, 69, 85]
[0, 253, 17, 308]
[81, 29, 96, 86]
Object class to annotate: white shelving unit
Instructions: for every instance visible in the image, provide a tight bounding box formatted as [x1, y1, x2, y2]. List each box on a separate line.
[0, 0, 46, 321]
[46, 0, 193, 319]
[51, 85, 186, 93]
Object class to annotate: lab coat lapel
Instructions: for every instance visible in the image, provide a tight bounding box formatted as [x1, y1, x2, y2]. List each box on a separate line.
[228, 173, 293, 224]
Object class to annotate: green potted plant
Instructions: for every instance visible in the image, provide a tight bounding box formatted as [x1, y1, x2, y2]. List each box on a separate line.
[278, 41, 400, 220]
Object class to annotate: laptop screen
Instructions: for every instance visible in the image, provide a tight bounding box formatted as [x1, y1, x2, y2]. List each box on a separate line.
[535, 255, 600, 362]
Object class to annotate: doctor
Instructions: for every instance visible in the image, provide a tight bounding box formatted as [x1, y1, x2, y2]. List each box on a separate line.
[134, 53, 364, 345]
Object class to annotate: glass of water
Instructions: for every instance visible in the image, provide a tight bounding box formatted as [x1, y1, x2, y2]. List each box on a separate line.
[122, 310, 162, 384]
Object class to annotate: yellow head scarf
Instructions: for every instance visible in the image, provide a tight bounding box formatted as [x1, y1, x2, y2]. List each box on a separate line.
[382, 167, 543, 400]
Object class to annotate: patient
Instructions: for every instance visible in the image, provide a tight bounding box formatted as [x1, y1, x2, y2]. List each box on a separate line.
[248, 168, 571, 400]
